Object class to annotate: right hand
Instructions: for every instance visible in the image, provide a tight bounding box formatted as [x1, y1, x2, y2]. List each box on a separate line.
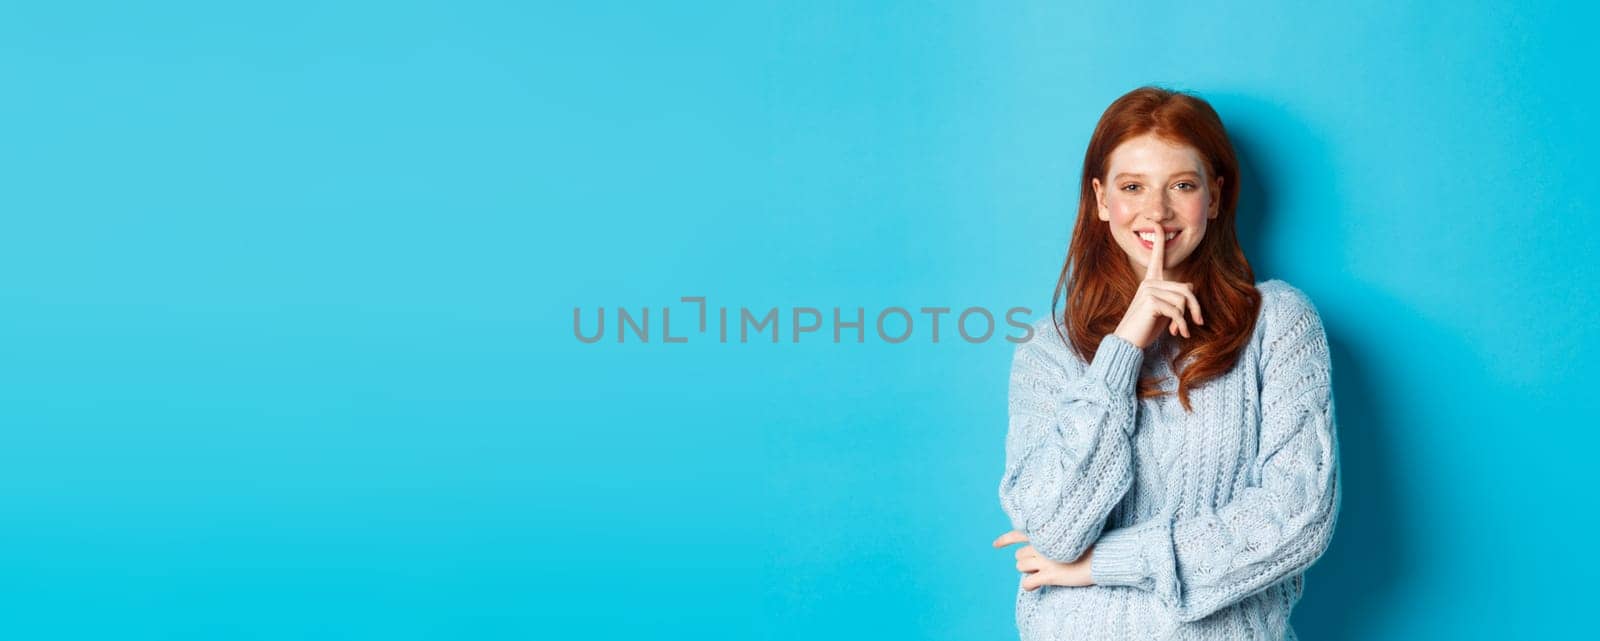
[1113, 228, 1205, 349]
[992, 530, 1095, 590]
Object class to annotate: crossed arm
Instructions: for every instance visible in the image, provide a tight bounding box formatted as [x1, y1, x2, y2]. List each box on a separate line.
[996, 290, 1340, 623]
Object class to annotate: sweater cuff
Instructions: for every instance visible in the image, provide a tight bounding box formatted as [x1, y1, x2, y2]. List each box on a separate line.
[1090, 521, 1160, 589]
[1085, 333, 1144, 394]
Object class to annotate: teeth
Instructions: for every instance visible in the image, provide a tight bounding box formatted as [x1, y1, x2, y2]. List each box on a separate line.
[1138, 231, 1178, 241]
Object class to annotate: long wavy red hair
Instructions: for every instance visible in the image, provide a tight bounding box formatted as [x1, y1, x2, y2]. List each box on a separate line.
[1051, 86, 1262, 413]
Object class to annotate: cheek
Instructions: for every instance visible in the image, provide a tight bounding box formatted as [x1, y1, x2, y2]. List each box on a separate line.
[1109, 201, 1139, 223]
[1110, 194, 1156, 221]
[1167, 201, 1204, 225]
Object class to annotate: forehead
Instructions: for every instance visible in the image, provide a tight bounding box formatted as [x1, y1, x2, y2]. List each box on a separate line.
[1107, 134, 1206, 176]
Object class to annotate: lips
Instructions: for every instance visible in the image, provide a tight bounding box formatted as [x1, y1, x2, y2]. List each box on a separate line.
[1136, 229, 1179, 248]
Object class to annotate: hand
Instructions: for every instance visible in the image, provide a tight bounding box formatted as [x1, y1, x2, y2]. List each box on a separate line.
[992, 530, 1096, 590]
[1113, 226, 1205, 349]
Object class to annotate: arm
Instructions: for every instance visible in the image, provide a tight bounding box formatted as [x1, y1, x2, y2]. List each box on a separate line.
[999, 332, 1144, 563]
[1087, 287, 1341, 622]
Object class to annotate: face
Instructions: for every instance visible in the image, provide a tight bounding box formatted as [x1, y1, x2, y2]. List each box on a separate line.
[1091, 133, 1223, 281]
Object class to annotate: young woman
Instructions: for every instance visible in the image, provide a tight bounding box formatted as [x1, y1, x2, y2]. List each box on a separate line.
[990, 86, 1340, 640]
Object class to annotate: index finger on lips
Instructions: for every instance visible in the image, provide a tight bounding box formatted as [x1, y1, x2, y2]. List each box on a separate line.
[1146, 226, 1164, 281]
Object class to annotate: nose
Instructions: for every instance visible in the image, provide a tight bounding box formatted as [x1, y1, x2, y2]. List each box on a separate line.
[1142, 210, 1173, 228]
[1146, 194, 1175, 223]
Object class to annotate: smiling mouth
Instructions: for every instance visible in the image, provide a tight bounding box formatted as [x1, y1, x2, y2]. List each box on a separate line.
[1137, 230, 1179, 244]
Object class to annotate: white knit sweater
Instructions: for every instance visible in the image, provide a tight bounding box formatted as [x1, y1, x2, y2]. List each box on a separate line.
[1000, 279, 1340, 640]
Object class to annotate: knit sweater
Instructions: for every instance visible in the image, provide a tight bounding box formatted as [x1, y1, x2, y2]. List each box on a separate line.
[999, 279, 1340, 641]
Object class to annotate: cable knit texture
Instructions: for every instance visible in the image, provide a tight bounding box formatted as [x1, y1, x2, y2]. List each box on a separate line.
[1000, 279, 1340, 641]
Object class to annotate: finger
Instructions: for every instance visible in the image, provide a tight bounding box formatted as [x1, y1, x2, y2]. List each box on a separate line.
[1142, 281, 1204, 325]
[992, 530, 1028, 548]
[1142, 286, 1188, 311]
[1144, 226, 1166, 281]
[1144, 288, 1191, 331]
[1152, 299, 1190, 338]
[1145, 287, 1196, 324]
[1022, 574, 1042, 591]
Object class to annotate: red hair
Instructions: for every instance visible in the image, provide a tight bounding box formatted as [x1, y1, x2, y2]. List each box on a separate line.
[1051, 86, 1262, 412]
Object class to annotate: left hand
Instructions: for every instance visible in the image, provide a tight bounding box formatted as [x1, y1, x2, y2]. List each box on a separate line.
[992, 530, 1096, 590]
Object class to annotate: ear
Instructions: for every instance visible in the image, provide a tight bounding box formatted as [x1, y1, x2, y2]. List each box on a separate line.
[1092, 178, 1109, 221]
[1208, 176, 1224, 219]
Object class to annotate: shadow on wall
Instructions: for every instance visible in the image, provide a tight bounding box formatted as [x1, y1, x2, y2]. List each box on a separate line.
[1294, 323, 1408, 640]
[1212, 92, 1413, 641]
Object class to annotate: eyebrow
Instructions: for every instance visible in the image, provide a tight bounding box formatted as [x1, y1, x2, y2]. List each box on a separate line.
[1113, 171, 1202, 180]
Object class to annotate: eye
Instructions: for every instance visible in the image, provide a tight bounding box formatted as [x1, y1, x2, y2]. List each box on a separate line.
[1120, 183, 1141, 192]
[1174, 181, 1197, 191]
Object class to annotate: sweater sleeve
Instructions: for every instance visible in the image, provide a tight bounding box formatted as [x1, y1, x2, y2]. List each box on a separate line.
[998, 331, 1144, 563]
[1086, 286, 1340, 623]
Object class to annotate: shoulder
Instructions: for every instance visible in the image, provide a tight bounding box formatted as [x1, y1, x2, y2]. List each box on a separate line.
[1256, 278, 1318, 317]
[1006, 315, 1082, 404]
[1021, 314, 1069, 349]
[1253, 278, 1331, 370]
[1255, 278, 1326, 338]
[1009, 315, 1082, 376]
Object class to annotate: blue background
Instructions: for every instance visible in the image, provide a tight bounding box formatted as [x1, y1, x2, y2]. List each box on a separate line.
[3, 1, 1595, 639]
